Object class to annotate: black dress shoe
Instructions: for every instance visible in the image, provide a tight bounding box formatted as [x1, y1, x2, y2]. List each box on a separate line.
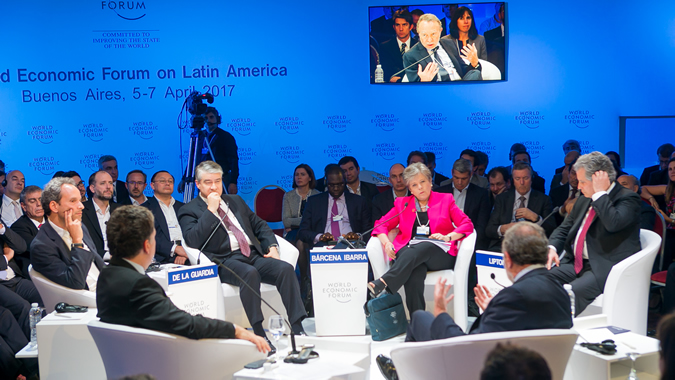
[376, 354, 399, 380]
[265, 337, 277, 357]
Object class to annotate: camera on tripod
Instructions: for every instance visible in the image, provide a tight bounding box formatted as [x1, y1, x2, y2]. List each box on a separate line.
[187, 91, 214, 130]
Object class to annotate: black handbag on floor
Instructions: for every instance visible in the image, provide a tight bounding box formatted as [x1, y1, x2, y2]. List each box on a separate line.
[364, 292, 408, 341]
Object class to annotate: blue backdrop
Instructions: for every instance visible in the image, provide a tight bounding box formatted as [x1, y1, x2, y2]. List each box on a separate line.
[1, 1, 674, 206]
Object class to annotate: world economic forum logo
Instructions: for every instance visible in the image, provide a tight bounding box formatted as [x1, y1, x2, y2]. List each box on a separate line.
[276, 174, 293, 190]
[129, 121, 158, 140]
[27, 125, 58, 144]
[324, 144, 352, 161]
[372, 143, 400, 161]
[80, 154, 101, 171]
[515, 111, 544, 130]
[564, 110, 595, 129]
[79, 123, 108, 142]
[324, 115, 351, 133]
[238, 176, 258, 195]
[101, 1, 147, 20]
[130, 151, 159, 170]
[239, 147, 257, 166]
[523, 141, 544, 160]
[371, 114, 399, 132]
[29, 157, 59, 176]
[276, 117, 303, 135]
[226, 118, 254, 136]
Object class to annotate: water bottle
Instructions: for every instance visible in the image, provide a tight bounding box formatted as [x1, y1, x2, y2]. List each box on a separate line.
[29, 303, 41, 349]
[374, 65, 384, 83]
[563, 284, 575, 319]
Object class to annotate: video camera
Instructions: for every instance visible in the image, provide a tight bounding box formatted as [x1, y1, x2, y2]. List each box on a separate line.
[187, 91, 214, 130]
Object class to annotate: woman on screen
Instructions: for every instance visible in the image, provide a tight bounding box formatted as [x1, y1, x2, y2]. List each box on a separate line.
[641, 157, 675, 265]
[442, 6, 487, 62]
[368, 163, 473, 314]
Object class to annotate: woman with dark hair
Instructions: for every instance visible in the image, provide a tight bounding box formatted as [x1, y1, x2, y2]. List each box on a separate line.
[282, 164, 319, 243]
[657, 312, 675, 380]
[442, 6, 487, 62]
[642, 157, 675, 266]
[605, 151, 627, 177]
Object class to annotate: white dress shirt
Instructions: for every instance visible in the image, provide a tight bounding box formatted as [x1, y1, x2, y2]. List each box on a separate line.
[93, 201, 111, 253]
[1, 194, 22, 226]
[130, 195, 148, 206]
[200, 195, 252, 252]
[158, 197, 184, 254]
[396, 36, 412, 54]
[0, 222, 14, 280]
[48, 219, 99, 291]
[453, 186, 468, 212]
[316, 194, 352, 243]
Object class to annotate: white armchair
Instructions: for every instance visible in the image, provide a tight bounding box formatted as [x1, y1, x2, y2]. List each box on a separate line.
[390, 329, 579, 380]
[88, 320, 265, 380]
[366, 230, 477, 332]
[184, 235, 299, 328]
[576, 229, 661, 335]
[28, 265, 97, 313]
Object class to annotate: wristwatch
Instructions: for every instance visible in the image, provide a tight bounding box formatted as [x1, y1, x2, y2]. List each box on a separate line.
[71, 243, 84, 249]
[267, 244, 279, 253]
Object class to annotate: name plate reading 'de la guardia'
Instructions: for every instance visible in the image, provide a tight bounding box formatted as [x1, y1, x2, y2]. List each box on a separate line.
[310, 250, 368, 264]
[168, 265, 218, 285]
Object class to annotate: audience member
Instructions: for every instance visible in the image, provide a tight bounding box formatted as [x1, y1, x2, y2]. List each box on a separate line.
[657, 312, 675, 380]
[486, 163, 554, 251]
[338, 156, 378, 204]
[379, 10, 418, 83]
[478, 2, 504, 35]
[1, 170, 25, 226]
[407, 151, 428, 166]
[82, 171, 118, 258]
[480, 343, 552, 380]
[424, 151, 449, 186]
[618, 175, 656, 231]
[55, 170, 87, 202]
[178, 161, 306, 349]
[550, 150, 580, 192]
[547, 152, 641, 315]
[487, 166, 511, 207]
[505, 143, 527, 173]
[142, 171, 188, 265]
[458, 149, 488, 188]
[10, 186, 44, 276]
[0, 305, 38, 380]
[0, 171, 5, 196]
[555, 139, 581, 174]
[198, 107, 239, 195]
[370, 6, 405, 45]
[641, 143, 674, 186]
[410, 9, 424, 39]
[96, 205, 269, 353]
[31, 178, 105, 290]
[403, 13, 481, 82]
[314, 163, 331, 193]
[649, 151, 675, 186]
[126, 170, 148, 206]
[605, 151, 627, 177]
[437, 158, 490, 250]
[96, 155, 131, 204]
[474, 150, 489, 177]
[441, 6, 487, 61]
[642, 157, 675, 267]
[368, 163, 473, 314]
[550, 158, 580, 225]
[373, 163, 409, 222]
[511, 151, 546, 193]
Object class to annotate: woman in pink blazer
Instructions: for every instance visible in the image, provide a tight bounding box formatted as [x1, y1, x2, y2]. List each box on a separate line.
[369, 163, 474, 314]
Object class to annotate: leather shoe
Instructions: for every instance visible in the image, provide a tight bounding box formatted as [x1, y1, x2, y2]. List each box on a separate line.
[376, 354, 398, 380]
[265, 337, 277, 357]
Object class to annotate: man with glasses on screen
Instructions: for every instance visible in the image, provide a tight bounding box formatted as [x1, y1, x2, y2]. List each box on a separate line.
[403, 13, 482, 82]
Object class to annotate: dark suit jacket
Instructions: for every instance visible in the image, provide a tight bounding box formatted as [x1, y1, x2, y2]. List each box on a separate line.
[379, 36, 419, 82]
[356, 181, 379, 209]
[435, 183, 491, 250]
[532, 172, 546, 194]
[549, 184, 578, 226]
[403, 39, 472, 82]
[8, 215, 37, 276]
[550, 173, 563, 192]
[0, 224, 28, 278]
[640, 201, 656, 231]
[486, 188, 555, 251]
[96, 256, 235, 340]
[30, 222, 105, 290]
[649, 169, 669, 185]
[142, 197, 185, 264]
[297, 192, 372, 245]
[81, 199, 119, 257]
[197, 127, 239, 186]
[429, 268, 572, 338]
[87, 180, 130, 205]
[548, 183, 642, 291]
[178, 194, 276, 262]
[641, 164, 660, 187]
[433, 172, 450, 187]
[372, 189, 410, 222]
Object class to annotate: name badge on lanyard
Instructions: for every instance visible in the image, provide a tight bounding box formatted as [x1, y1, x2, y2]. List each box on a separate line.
[670, 212, 675, 220]
[416, 226, 430, 235]
[332, 215, 343, 222]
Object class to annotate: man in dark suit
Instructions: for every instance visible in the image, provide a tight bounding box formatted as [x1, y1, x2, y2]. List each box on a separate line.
[0, 304, 39, 379]
[0, 170, 25, 227]
[436, 159, 490, 250]
[338, 156, 378, 205]
[96, 205, 268, 353]
[551, 150, 581, 192]
[89, 155, 131, 205]
[142, 170, 188, 265]
[30, 178, 105, 290]
[486, 163, 555, 251]
[195, 107, 239, 195]
[372, 163, 408, 222]
[408, 222, 571, 341]
[617, 175, 656, 231]
[424, 152, 449, 187]
[178, 161, 306, 346]
[82, 171, 119, 259]
[512, 151, 546, 194]
[487, 166, 511, 208]
[379, 10, 419, 83]
[11, 186, 45, 276]
[641, 143, 674, 186]
[403, 13, 481, 82]
[546, 152, 642, 315]
[549, 159, 580, 226]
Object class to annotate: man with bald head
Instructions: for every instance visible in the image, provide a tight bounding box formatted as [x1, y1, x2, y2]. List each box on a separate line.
[372, 163, 409, 222]
[82, 171, 119, 258]
[618, 174, 656, 230]
[1, 170, 25, 226]
[551, 150, 581, 192]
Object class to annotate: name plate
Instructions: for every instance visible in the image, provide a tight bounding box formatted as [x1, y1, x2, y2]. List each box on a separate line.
[476, 252, 505, 268]
[168, 265, 218, 285]
[310, 250, 368, 264]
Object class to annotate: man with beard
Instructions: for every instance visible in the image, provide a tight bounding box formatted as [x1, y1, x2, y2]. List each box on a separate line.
[125, 170, 148, 206]
[196, 107, 239, 194]
[30, 178, 104, 290]
[82, 171, 119, 259]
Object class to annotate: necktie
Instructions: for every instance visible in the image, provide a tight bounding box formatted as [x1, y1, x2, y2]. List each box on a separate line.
[331, 198, 341, 238]
[38, 223, 43, 229]
[400, 43, 406, 56]
[433, 51, 451, 81]
[13, 201, 21, 219]
[574, 207, 596, 274]
[218, 207, 251, 257]
[518, 196, 526, 209]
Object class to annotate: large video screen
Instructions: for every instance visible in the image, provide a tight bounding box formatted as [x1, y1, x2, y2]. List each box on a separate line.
[369, 3, 507, 83]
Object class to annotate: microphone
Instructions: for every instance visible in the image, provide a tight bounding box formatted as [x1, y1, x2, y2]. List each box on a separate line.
[334, 235, 356, 250]
[490, 273, 508, 288]
[540, 206, 561, 226]
[352, 202, 409, 249]
[391, 47, 439, 78]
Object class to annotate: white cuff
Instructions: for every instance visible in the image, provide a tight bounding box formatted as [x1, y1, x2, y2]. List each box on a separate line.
[591, 191, 607, 202]
[548, 245, 557, 254]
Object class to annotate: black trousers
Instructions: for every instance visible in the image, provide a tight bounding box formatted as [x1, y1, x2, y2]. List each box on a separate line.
[664, 262, 675, 314]
[0, 306, 37, 380]
[0, 277, 42, 339]
[381, 243, 456, 315]
[547, 260, 602, 316]
[217, 249, 306, 327]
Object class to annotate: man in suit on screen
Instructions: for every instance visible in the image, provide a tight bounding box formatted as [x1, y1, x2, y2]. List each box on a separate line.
[379, 10, 418, 83]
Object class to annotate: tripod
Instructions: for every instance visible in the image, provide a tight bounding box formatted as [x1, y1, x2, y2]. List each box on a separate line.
[181, 115, 217, 203]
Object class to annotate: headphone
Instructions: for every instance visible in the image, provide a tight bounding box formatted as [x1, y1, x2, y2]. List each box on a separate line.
[206, 107, 221, 124]
[1, 178, 6, 187]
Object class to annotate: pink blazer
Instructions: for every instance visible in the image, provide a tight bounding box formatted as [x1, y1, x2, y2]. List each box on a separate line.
[372, 192, 474, 257]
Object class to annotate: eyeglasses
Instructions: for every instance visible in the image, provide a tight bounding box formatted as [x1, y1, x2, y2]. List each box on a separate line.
[153, 179, 174, 185]
[127, 181, 146, 186]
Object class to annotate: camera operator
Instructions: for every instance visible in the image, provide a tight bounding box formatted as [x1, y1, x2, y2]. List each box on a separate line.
[197, 106, 239, 194]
